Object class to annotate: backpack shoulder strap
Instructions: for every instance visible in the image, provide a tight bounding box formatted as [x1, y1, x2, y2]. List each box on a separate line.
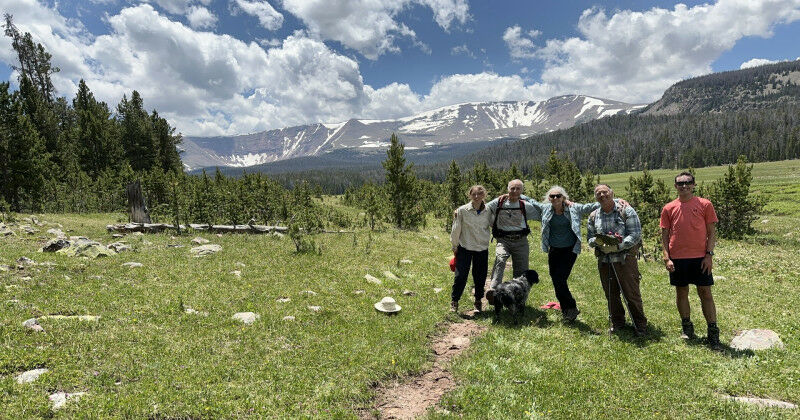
[492, 198, 505, 232]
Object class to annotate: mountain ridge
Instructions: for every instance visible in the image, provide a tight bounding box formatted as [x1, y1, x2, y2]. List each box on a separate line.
[180, 95, 644, 170]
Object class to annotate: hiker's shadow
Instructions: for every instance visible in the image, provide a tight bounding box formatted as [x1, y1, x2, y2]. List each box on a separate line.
[685, 339, 754, 358]
[490, 307, 553, 329]
[563, 319, 603, 336]
[616, 324, 666, 348]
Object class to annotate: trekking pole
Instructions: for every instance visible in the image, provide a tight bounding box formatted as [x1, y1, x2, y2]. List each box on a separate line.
[608, 260, 634, 328]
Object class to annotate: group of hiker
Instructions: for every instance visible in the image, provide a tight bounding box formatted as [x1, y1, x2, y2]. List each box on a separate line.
[449, 172, 721, 348]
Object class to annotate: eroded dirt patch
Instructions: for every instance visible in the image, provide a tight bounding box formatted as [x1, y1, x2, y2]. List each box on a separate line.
[363, 319, 487, 419]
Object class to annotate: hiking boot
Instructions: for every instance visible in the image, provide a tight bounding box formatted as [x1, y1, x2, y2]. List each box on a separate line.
[707, 323, 722, 350]
[450, 301, 458, 312]
[563, 307, 580, 322]
[485, 289, 495, 306]
[608, 324, 625, 334]
[680, 319, 696, 340]
[474, 299, 482, 312]
[635, 325, 648, 337]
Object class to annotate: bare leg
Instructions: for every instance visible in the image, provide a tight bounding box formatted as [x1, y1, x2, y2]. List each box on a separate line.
[696, 286, 717, 324]
[676, 286, 691, 319]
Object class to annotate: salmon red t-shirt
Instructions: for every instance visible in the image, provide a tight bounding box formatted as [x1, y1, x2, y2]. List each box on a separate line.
[660, 196, 718, 259]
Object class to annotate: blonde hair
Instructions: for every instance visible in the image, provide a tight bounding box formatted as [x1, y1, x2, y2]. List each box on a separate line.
[544, 185, 569, 202]
[467, 185, 487, 197]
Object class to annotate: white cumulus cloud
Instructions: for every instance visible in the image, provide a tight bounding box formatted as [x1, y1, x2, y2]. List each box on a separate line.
[231, 0, 284, 30]
[508, 0, 800, 103]
[186, 6, 217, 29]
[503, 25, 538, 59]
[281, 0, 469, 60]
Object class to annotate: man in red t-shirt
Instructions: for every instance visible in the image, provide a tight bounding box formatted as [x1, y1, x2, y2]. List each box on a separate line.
[660, 172, 721, 349]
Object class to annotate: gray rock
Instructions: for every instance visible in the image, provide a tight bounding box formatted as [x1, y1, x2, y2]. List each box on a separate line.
[300, 290, 317, 296]
[41, 238, 72, 252]
[59, 239, 116, 258]
[402, 289, 416, 296]
[731, 329, 784, 350]
[40, 315, 100, 322]
[276, 297, 291, 303]
[399, 259, 413, 264]
[22, 318, 44, 332]
[0, 264, 10, 272]
[17, 256, 35, 265]
[49, 392, 86, 410]
[353, 290, 365, 295]
[230, 270, 242, 277]
[46, 228, 65, 237]
[232, 312, 259, 324]
[433, 287, 443, 293]
[383, 271, 400, 280]
[721, 395, 797, 409]
[282, 315, 295, 321]
[112, 233, 125, 238]
[107, 242, 132, 252]
[191, 237, 210, 245]
[190, 244, 222, 257]
[307, 305, 322, 312]
[365, 274, 382, 285]
[122, 262, 143, 268]
[235, 262, 246, 267]
[19, 225, 38, 234]
[15, 368, 49, 384]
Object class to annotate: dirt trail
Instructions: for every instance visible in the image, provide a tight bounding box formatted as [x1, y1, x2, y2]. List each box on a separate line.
[362, 318, 487, 419]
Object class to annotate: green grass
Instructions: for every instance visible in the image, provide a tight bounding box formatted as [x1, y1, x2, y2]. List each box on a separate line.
[2, 159, 800, 419]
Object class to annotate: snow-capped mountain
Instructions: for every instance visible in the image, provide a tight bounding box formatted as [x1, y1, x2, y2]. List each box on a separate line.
[181, 95, 644, 170]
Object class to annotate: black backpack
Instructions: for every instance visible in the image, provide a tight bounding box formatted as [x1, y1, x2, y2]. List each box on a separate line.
[492, 198, 531, 238]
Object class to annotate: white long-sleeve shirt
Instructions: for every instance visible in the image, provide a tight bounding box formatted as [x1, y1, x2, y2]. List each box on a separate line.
[450, 202, 494, 252]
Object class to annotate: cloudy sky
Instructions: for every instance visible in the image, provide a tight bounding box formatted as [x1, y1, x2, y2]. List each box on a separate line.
[1, 0, 799, 137]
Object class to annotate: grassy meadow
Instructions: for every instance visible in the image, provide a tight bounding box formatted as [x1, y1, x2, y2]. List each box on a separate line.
[2, 160, 800, 419]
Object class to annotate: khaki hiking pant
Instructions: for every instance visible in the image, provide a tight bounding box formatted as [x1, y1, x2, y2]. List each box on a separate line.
[598, 245, 647, 330]
[490, 235, 529, 289]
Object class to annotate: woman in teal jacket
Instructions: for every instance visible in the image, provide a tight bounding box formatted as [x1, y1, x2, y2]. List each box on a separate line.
[521, 186, 616, 321]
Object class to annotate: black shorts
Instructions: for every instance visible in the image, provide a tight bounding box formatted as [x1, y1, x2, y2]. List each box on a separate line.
[669, 257, 714, 287]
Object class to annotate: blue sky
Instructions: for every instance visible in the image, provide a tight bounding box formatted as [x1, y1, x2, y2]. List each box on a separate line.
[1, 0, 799, 137]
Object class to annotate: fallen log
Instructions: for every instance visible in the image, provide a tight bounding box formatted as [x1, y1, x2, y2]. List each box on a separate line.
[106, 223, 288, 234]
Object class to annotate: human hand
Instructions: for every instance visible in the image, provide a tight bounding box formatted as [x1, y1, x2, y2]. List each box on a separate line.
[701, 255, 713, 274]
[664, 259, 675, 273]
[599, 244, 619, 254]
[618, 199, 630, 209]
[564, 200, 574, 206]
[499, 194, 509, 201]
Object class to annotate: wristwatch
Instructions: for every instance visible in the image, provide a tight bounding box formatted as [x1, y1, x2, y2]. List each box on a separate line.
[706, 250, 714, 256]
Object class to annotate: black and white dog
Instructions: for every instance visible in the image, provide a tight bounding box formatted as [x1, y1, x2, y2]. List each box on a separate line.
[493, 269, 539, 322]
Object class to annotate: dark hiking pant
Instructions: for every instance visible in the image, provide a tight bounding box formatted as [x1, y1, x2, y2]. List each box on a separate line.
[452, 245, 488, 302]
[548, 246, 578, 310]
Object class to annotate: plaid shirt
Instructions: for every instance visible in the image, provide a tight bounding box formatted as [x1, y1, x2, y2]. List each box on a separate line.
[587, 204, 642, 263]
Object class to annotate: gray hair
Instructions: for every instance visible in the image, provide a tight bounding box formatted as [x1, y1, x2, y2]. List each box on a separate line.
[594, 184, 614, 194]
[543, 185, 569, 202]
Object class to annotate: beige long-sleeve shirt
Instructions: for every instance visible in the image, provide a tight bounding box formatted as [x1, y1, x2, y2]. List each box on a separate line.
[450, 202, 494, 252]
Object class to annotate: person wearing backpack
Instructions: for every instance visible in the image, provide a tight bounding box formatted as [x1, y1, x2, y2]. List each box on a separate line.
[484, 179, 544, 306]
[450, 185, 494, 313]
[587, 184, 648, 337]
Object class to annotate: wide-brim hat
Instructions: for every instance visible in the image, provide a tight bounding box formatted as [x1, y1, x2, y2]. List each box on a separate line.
[374, 296, 401, 313]
[449, 257, 456, 272]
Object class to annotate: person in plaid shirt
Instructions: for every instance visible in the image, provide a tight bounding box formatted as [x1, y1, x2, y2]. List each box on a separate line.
[587, 184, 648, 336]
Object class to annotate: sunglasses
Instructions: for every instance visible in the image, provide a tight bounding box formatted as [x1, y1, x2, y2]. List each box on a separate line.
[675, 181, 694, 186]
[549, 194, 563, 199]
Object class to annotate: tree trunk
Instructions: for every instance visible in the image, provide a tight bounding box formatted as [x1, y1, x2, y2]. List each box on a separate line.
[126, 180, 151, 223]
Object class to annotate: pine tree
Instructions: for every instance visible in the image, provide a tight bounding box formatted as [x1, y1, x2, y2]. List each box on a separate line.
[382, 133, 423, 229]
[700, 156, 765, 239]
[117, 91, 155, 171]
[445, 160, 463, 232]
[73, 80, 121, 176]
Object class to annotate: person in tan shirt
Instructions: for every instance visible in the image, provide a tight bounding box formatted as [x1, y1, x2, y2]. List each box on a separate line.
[450, 185, 494, 312]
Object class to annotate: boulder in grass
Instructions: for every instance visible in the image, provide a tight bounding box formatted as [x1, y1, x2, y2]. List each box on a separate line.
[0, 225, 15, 236]
[365, 274, 382, 285]
[17, 256, 36, 265]
[730, 329, 784, 351]
[191, 237, 210, 245]
[46, 228, 66, 238]
[59, 238, 116, 258]
[15, 368, 49, 384]
[41, 238, 72, 252]
[383, 271, 400, 280]
[122, 262, 143, 268]
[49, 392, 86, 410]
[19, 225, 38, 234]
[190, 244, 222, 257]
[22, 318, 44, 332]
[721, 395, 797, 409]
[107, 242, 132, 252]
[232, 312, 259, 324]
[0, 264, 10, 272]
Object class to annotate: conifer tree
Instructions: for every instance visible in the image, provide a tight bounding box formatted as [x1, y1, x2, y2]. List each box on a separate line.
[445, 160, 463, 232]
[382, 133, 422, 229]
